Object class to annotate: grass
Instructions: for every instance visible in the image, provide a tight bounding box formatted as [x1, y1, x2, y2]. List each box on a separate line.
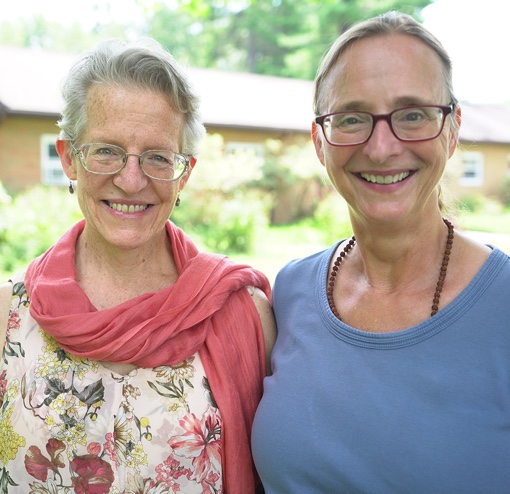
[229, 211, 510, 284]
[2, 210, 509, 286]
[228, 222, 331, 284]
[457, 209, 510, 234]
[456, 208, 510, 255]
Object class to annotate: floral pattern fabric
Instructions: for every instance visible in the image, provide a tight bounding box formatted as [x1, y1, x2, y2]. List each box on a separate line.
[0, 281, 223, 494]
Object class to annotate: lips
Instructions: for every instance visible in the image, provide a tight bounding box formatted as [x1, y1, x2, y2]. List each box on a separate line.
[360, 171, 411, 184]
[107, 201, 149, 213]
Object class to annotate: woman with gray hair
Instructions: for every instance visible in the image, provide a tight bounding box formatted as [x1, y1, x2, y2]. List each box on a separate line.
[0, 38, 275, 493]
[252, 11, 510, 493]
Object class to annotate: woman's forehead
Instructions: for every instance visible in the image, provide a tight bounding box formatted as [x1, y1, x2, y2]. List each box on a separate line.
[321, 34, 447, 112]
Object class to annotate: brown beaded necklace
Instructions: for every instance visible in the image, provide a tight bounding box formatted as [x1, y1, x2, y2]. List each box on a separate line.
[326, 218, 454, 319]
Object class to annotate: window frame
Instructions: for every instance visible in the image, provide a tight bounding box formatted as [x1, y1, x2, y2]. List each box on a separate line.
[40, 134, 67, 186]
[459, 150, 484, 187]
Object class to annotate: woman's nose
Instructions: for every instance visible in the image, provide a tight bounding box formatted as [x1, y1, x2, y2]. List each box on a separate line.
[362, 119, 402, 162]
[113, 154, 149, 193]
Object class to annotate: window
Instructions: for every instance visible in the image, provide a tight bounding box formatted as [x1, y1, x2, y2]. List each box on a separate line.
[460, 151, 484, 187]
[225, 142, 265, 161]
[41, 135, 67, 186]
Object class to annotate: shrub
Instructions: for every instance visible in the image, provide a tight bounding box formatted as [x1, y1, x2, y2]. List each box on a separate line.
[0, 185, 82, 278]
[457, 193, 486, 213]
[171, 134, 270, 254]
[498, 179, 510, 206]
[173, 188, 268, 254]
[312, 192, 353, 245]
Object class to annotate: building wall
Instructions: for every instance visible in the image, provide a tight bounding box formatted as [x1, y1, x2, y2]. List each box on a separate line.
[2, 114, 509, 204]
[0, 115, 311, 194]
[0, 116, 59, 193]
[205, 126, 309, 146]
[446, 142, 510, 201]
[480, 144, 510, 196]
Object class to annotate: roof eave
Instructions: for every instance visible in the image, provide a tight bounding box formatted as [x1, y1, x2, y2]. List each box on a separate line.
[204, 122, 309, 133]
[5, 109, 60, 119]
[459, 138, 510, 145]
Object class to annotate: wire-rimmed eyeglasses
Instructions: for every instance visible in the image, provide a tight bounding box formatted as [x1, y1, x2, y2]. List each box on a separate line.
[72, 143, 191, 182]
[315, 104, 454, 147]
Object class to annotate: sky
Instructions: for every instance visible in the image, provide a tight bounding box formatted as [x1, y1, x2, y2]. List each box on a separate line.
[1, 0, 508, 105]
[421, 0, 509, 104]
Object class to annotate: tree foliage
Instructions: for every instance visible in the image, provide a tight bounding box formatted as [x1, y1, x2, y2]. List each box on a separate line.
[146, 0, 432, 79]
[1, 0, 432, 79]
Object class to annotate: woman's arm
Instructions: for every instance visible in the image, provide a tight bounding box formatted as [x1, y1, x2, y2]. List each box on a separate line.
[0, 282, 12, 348]
[247, 286, 277, 376]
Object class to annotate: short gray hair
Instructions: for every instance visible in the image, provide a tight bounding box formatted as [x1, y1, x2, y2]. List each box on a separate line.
[57, 38, 206, 156]
[314, 11, 458, 117]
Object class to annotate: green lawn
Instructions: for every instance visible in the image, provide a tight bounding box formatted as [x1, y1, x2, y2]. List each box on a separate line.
[2, 210, 509, 286]
[228, 223, 331, 284]
[230, 212, 510, 284]
[457, 209, 510, 234]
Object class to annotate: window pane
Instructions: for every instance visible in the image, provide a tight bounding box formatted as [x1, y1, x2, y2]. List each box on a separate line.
[41, 135, 67, 186]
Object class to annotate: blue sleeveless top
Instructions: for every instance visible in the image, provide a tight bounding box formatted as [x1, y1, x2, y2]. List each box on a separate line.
[252, 246, 510, 493]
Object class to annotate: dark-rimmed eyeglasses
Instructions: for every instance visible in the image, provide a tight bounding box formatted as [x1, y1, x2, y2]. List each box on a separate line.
[72, 143, 191, 182]
[315, 104, 454, 147]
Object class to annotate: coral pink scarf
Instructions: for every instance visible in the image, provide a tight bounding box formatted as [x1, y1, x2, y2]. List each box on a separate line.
[25, 219, 271, 493]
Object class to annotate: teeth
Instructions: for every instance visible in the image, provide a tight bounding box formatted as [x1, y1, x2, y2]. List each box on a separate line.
[360, 172, 410, 184]
[108, 202, 148, 213]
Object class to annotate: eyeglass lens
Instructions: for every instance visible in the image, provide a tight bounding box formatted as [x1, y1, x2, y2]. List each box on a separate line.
[79, 143, 187, 181]
[322, 106, 448, 145]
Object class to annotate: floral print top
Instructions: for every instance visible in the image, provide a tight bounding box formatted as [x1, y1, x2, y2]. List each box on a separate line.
[0, 281, 223, 494]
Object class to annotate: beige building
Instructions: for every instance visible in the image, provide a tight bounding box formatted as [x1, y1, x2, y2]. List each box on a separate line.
[1, 45, 510, 203]
[445, 104, 510, 201]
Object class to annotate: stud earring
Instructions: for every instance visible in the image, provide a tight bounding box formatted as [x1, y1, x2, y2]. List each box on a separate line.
[69, 181, 75, 194]
[175, 195, 181, 207]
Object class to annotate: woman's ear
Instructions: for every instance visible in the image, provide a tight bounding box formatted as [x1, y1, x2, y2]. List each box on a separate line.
[448, 106, 462, 158]
[56, 139, 78, 180]
[178, 156, 197, 192]
[312, 122, 326, 166]
[189, 156, 197, 171]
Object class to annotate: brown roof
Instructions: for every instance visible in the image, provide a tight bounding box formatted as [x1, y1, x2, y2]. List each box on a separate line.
[456, 102, 510, 144]
[0, 45, 314, 132]
[0, 46, 69, 116]
[1, 45, 509, 143]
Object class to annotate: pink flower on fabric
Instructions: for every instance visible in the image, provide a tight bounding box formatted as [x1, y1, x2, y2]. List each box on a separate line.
[168, 407, 222, 483]
[7, 311, 20, 331]
[24, 439, 66, 481]
[87, 442, 102, 456]
[71, 454, 115, 494]
[24, 446, 57, 482]
[155, 454, 191, 487]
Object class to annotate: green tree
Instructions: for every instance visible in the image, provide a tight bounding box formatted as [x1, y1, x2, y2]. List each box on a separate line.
[1, 0, 433, 79]
[147, 0, 433, 79]
[0, 8, 144, 52]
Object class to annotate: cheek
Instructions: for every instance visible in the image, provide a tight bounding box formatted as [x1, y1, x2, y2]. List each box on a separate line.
[155, 182, 180, 206]
[75, 172, 108, 204]
[323, 147, 356, 172]
[432, 135, 451, 168]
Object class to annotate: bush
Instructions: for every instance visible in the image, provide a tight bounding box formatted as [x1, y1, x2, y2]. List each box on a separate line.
[0, 185, 82, 278]
[312, 192, 353, 245]
[171, 134, 270, 254]
[457, 194, 503, 216]
[173, 188, 268, 254]
[201, 197, 265, 253]
[498, 179, 510, 206]
[457, 193, 487, 213]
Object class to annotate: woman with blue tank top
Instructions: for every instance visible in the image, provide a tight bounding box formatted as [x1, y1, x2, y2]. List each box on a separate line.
[252, 11, 510, 494]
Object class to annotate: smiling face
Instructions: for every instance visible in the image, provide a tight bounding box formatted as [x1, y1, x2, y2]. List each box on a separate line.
[313, 33, 459, 227]
[59, 84, 191, 253]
